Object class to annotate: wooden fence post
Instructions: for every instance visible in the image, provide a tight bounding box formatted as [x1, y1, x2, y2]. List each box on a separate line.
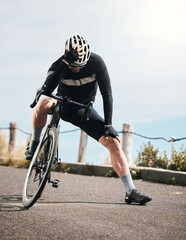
[77, 130, 88, 163]
[122, 123, 133, 163]
[9, 122, 16, 153]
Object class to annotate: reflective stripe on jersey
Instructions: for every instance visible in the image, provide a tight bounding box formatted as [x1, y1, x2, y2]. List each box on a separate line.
[61, 74, 96, 86]
[47, 71, 54, 76]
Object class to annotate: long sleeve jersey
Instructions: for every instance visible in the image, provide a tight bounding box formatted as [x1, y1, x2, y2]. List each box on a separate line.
[44, 52, 113, 125]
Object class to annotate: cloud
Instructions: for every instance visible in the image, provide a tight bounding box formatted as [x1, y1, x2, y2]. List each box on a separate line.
[1, 0, 186, 125]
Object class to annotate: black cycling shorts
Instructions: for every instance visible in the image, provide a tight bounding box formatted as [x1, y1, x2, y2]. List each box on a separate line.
[60, 103, 105, 141]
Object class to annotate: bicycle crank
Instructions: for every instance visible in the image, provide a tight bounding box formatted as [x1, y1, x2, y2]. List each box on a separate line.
[52, 157, 61, 168]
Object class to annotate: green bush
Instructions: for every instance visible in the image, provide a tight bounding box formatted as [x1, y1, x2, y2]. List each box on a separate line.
[136, 142, 169, 169]
[105, 169, 118, 178]
[169, 146, 186, 171]
[105, 168, 141, 179]
[130, 168, 141, 179]
[136, 142, 186, 172]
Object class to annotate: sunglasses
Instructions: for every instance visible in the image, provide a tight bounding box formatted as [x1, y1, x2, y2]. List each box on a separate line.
[69, 64, 86, 69]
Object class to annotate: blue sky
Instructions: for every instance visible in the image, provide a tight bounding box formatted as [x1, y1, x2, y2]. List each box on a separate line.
[1, 0, 186, 165]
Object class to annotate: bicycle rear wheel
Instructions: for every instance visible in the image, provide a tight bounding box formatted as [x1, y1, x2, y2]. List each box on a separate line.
[22, 127, 58, 208]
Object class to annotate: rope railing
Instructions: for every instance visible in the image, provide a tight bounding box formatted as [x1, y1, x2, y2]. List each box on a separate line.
[0, 127, 80, 135]
[0, 126, 186, 143]
[118, 131, 186, 143]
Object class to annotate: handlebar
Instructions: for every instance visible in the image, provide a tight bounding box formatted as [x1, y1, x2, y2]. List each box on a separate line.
[30, 90, 44, 108]
[30, 90, 93, 121]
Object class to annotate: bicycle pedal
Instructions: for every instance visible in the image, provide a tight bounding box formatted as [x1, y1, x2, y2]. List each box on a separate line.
[52, 179, 60, 188]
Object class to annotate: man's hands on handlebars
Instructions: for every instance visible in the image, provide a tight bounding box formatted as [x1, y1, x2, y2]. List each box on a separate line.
[30, 90, 93, 122]
[30, 86, 44, 108]
[30, 84, 50, 108]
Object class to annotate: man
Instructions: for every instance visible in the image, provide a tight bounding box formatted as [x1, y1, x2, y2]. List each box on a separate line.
[25, 33, 152, 205]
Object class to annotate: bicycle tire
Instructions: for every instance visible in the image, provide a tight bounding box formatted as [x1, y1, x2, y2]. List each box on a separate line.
[22, 127, 58, 208]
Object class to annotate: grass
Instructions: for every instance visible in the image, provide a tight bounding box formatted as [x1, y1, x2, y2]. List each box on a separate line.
[0, 132, 30, 169]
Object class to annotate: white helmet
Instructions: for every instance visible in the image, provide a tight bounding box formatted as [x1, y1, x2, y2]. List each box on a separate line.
[65, 33, 91, 67]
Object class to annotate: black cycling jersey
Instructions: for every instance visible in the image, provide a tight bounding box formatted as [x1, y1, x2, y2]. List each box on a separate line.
[44, 53, 113, 125]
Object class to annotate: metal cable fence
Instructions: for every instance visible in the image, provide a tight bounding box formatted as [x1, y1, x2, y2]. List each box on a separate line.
[0, 126, 186, 142]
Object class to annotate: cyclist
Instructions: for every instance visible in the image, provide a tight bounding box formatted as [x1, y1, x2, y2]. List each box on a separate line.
[25, 33, 152, 205]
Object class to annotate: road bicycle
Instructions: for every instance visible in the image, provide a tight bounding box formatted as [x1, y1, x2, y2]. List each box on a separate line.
[22, 90, 92, 208]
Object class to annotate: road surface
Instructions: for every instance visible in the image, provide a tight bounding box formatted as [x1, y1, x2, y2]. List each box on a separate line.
[0, 166, 185, 240]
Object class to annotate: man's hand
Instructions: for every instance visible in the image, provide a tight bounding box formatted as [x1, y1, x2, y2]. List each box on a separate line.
[104, 125, 120, 142]
[63, 45, 79, 65]
[63, 43, 86, 66]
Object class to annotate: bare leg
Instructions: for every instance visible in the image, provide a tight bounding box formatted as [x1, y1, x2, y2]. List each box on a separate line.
[99, 135, 136, 194]
[24, 97, 57, 160]
[32, 97, 57, 129]
[99, 135, 152, 205]
[99, 136, 129, 177]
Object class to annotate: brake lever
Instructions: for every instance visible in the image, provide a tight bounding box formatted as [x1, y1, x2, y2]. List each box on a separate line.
[30, 90, 44, 108]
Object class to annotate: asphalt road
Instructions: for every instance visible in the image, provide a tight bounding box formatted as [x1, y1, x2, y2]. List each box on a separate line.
[0, 166, 185, 240]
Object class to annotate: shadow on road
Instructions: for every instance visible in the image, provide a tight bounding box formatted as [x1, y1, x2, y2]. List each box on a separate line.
[0, 195, 27, 212]
[0, 194, 22, 203]
[36, 200, 146, 207]
[0, 194, 147, 212]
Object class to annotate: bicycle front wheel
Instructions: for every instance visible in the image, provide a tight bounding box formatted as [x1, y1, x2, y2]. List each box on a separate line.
[22, 127, 58, 208]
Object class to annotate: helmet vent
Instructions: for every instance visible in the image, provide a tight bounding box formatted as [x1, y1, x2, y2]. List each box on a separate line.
[65, 33, 91, 67]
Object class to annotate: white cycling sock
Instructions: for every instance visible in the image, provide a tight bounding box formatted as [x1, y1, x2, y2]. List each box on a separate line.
[121, 173, 135, 193]
[31, 128, 42, 142]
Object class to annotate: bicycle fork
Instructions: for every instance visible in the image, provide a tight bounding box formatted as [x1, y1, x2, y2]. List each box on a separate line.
[47, 146, 61, 188]
[47, 109, 61, 188]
